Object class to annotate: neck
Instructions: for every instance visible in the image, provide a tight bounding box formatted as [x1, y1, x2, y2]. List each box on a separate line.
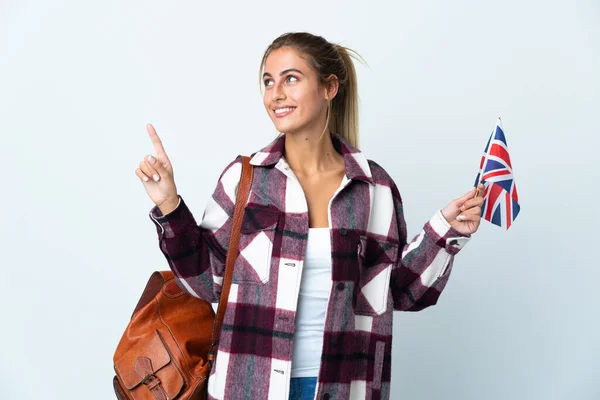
[283, 130, 342, 177]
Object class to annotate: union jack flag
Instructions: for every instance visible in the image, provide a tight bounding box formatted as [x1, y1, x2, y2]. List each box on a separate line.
[473, 118, 520, 229]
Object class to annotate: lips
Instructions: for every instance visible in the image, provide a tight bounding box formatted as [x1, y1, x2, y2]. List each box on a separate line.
[273, 107, 296, 118]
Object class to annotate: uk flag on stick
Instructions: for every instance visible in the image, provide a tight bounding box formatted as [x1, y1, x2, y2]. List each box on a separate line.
[473, 118, 520, 229]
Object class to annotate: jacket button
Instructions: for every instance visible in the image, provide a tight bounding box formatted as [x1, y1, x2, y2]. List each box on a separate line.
[336, 282, 345, 291]
[323, 394, 330, 400]
[243, 222, 250, 230]
[340, 228, 348, 236]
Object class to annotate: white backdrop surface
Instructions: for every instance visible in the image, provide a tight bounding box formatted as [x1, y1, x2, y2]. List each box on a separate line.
[1, 1, 598, 399]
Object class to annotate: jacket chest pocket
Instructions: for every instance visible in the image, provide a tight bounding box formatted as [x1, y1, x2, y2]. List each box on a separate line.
[233, 204, 279, 285]
[353, 235, 398, 316]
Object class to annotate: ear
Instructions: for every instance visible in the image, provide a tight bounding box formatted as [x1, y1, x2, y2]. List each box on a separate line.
[323, 74, 339, 100]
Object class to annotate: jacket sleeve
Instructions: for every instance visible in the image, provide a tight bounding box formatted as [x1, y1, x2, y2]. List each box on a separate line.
[389, 180, 471, 311]
[148, 156, 243, 303]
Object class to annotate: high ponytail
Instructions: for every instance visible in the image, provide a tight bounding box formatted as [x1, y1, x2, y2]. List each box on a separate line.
[259, 32, 366, 148]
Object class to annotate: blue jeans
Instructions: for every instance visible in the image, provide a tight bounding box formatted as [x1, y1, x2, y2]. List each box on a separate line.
[289, 377, 317, 400]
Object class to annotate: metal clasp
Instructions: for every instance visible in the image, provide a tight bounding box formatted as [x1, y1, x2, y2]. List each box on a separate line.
[141, 374, 155, 385]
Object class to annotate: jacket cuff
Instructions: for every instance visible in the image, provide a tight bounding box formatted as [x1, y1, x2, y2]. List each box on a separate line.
[424, 210, 471, 255]
[148, 195, 198, 238]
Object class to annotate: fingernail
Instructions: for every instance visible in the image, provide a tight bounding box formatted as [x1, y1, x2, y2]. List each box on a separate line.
[147, 155, 155, 164]
[456, 214, 464, 221]
[461, 205, 465, 211]
[143, 176, 149, 182]
[153, 174, 160, 182]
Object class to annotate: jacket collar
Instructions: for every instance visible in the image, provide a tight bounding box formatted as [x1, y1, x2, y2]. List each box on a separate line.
[249, 133, 374, 185]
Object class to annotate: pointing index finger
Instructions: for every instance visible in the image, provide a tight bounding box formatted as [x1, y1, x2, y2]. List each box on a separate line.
[146, 123, 167, 158]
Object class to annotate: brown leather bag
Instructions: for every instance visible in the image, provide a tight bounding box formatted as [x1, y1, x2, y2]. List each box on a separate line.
[112, 156, 253, 400]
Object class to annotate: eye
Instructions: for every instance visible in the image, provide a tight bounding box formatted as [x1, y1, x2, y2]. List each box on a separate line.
[286, 75, 298, 83]
[263, 79, 273, 87]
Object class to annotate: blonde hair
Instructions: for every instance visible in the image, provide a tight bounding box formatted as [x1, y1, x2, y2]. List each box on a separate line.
[258, 32, 366, 148]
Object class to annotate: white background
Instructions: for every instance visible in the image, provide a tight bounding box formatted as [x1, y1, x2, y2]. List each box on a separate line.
[1, 1, 598, 399]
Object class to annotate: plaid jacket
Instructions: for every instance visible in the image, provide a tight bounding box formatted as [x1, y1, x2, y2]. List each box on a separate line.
[149, 134, 471, 400]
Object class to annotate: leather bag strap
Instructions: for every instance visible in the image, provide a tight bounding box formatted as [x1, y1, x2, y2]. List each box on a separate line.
[208, 156, 253, 361]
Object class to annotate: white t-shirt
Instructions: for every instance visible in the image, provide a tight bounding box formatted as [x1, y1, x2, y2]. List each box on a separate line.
[291, 227, 332, 378]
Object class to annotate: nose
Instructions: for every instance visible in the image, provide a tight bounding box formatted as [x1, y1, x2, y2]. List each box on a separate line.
[271, 81, 286, 102]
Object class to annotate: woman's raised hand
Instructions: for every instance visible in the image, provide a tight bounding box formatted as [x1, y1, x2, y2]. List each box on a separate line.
[135, 124, 179, 213]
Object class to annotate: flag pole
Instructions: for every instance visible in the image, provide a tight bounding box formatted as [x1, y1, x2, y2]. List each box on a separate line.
[475, 117, 501, 197]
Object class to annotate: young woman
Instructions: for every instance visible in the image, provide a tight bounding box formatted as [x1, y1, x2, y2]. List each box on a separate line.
[136, 32, 484, 400]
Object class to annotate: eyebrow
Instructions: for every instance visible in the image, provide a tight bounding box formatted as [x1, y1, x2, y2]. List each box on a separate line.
[262, 68, 304, 78]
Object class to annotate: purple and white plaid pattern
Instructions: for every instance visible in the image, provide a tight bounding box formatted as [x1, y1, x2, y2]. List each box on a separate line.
[149, 134, 471, 400]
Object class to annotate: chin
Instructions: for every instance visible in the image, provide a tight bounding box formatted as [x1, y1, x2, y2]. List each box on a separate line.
[273, 122, 301, 135]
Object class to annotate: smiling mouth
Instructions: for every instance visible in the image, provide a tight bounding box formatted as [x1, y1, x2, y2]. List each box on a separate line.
[274, 107, 296, 117]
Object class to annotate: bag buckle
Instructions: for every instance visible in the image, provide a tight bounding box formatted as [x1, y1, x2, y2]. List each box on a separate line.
[141, 373, 157, 385]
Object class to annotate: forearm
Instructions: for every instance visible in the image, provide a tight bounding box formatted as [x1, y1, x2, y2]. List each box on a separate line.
[391, 210, 470, 311]
[149, 195, 223, 302]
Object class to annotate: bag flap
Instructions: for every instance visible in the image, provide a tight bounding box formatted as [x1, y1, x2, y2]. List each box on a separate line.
[114, 331, 172, 389]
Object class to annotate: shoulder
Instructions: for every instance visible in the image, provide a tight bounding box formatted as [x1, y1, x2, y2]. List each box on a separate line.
[366, 158, 404, 206]
[367, 159, 398, 188]
[224, 154, 244, 169]
[218, 155, 244, 180]
[212, 156, 244, 201]
[216, 143, 268, 188]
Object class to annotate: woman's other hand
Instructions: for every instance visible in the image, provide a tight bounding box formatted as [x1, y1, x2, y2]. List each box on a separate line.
[441, 183, 485, 235]
[135, 123, 179, 214]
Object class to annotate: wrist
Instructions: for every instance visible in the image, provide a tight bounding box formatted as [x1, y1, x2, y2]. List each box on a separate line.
[158, 196, 179, 216]
[438, 209, 452, 229]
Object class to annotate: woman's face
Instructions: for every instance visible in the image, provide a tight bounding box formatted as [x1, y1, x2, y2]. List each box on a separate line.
[262, 47, 328, 135]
